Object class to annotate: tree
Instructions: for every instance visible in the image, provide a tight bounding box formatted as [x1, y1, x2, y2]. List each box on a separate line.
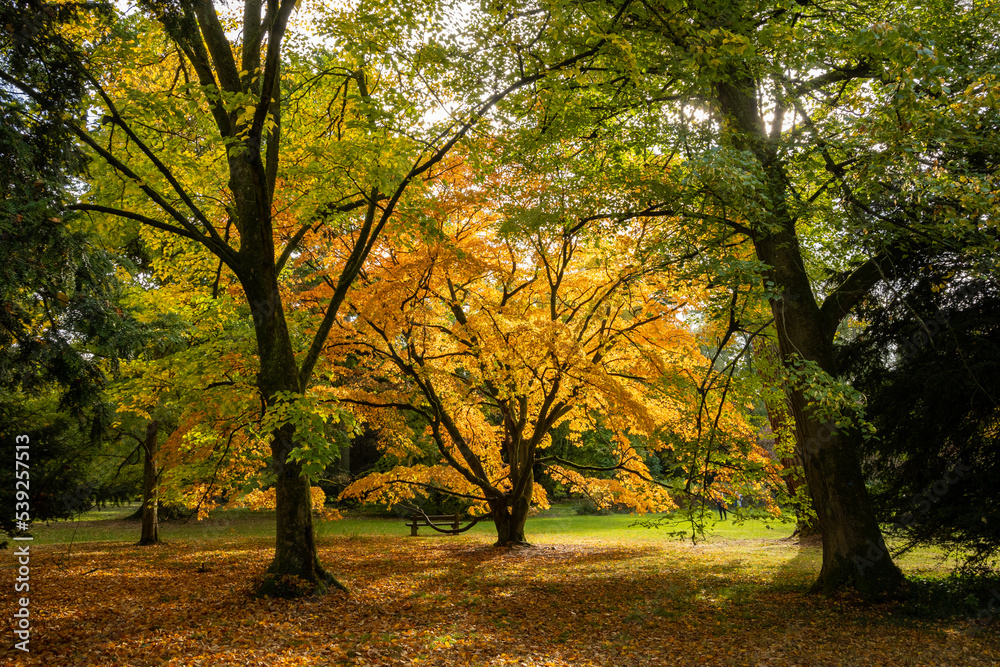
[106, 262, 266, 539]
[0, 0, 625, 593]
[841, 246, 1000, 572]
[0, 0, 146, 538]
[334, 158, 766, 544]
[825, 0, 1000, 572]
[519, 0, 1000, 595]
[137, 420, 161, 545]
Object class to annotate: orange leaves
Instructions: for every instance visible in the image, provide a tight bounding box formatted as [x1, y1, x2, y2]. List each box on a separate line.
[341, 464, 491, 514]
[548, 464, 676, 515]
[316, 155, 766, 522]
[230, 486, 342, 521]
[10, 529, 1000, 667]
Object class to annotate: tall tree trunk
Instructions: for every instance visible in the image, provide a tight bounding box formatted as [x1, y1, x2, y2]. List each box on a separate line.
[244, 279, 345, 596]
[340, 442, 351, 476]
[754, 231, 902, 596]
[490, 469, 533, 546]
[137, 420, 159, 546]
[714, 73, 903, 596]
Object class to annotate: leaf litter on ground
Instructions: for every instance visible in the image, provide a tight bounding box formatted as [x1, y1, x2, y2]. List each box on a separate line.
[2, 531, 998, 666]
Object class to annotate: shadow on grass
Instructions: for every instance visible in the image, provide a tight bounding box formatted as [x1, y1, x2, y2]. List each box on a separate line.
[770, 536, 823, 592]
[8, 534, 999, 667]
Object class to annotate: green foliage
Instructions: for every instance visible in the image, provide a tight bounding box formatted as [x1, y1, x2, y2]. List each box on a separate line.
[259, 391, 353, 478]
[781, 356, 875, 437]
[841, 249, 1000, 572]
[901, 573, 1000, 620]
[0, 0, 148, 533]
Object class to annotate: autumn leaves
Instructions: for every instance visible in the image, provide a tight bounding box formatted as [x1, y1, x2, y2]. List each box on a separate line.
[304, 158, 766, 543]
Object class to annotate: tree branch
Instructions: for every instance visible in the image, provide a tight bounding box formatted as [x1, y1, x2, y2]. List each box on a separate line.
[70, 204, 203, 245]
[298, 188, 381, 387]
[82, 74, 232, 253]
[275, 196, 373, 274]
[191, 0, 242, 94]
[793, 61, 872, 97]
[818, 249, 901, 338]
[391, 482, 487, 503]
[250, 0, 297, 141]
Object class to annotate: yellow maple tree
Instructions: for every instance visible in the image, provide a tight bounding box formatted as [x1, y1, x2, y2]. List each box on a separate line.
[324, 161, 762, 544]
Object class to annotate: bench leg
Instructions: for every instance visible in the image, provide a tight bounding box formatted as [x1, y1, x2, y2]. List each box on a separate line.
[410, 524, 419, 537]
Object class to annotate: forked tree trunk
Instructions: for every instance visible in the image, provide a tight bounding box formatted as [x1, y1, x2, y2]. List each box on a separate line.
[714, 71, 903, 597]
[138, 420, 160, 546]
[490, 469, 533, 546]
[755, 231, 903, 596]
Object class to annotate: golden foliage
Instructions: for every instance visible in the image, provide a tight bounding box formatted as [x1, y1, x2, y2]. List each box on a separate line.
[230, 486, 342, 521]
[321, 159, 766, 519]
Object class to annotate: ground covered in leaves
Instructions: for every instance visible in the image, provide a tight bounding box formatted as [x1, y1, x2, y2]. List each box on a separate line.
[3, 528, 999, 666]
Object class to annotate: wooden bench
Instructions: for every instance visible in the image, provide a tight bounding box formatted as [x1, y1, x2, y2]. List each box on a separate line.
[405, 513, 469, 536]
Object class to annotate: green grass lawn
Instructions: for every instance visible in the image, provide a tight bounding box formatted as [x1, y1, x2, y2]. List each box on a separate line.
[6, 501, 998, 667]
[27, 501, 795, 544]
[26, 501, 955, 577]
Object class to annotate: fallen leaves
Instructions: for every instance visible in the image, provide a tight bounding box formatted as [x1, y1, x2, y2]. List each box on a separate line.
[1, 533, 998, 666]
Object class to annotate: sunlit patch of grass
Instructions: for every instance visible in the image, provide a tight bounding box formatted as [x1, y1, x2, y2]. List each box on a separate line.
[27, 501, 969, 593]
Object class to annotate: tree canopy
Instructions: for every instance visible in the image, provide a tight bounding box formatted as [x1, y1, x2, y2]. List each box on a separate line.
[328, 157, 774, 544]
[1, 0, 147, 534]
[2, 0, 998, 598]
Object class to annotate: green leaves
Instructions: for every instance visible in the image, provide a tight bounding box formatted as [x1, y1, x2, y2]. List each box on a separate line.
[782, 355, 874, 438]
[260, 391, 354, 477]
